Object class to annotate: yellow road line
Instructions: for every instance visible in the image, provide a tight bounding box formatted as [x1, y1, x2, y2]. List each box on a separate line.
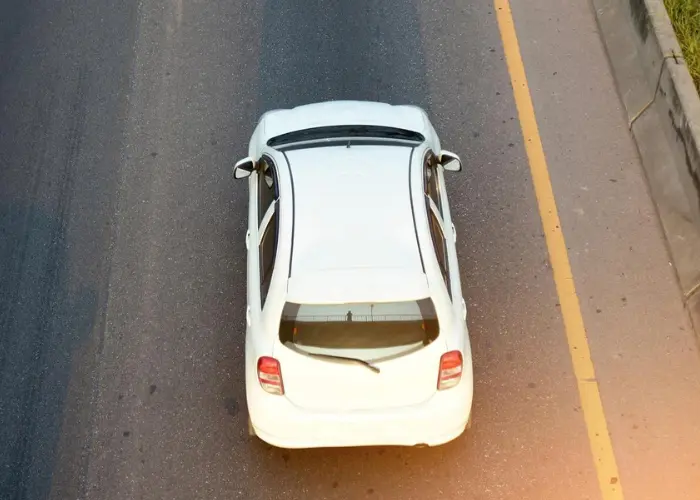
[493, 1, 625, 498]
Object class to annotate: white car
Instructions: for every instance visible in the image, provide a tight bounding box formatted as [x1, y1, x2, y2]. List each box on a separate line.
[234, 100, 473, 449]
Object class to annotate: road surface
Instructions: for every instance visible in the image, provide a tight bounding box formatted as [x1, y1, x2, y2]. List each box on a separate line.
[1, 0, 700, 499]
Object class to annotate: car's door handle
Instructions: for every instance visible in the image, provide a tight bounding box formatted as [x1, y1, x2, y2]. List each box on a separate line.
[246, 306, 251, 327]
[245, 229, 250, 250]
[461, 298, 467, 321]
[452, 222, 457, 243]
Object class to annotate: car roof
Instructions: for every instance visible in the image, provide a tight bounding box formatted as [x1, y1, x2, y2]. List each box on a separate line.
[284, 144, 425, 291]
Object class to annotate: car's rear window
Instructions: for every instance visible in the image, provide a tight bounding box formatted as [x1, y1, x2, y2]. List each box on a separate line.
[279, 299, 439, 349]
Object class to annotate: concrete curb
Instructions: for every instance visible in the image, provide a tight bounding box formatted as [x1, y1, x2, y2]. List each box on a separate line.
[591, 0, 700, 339]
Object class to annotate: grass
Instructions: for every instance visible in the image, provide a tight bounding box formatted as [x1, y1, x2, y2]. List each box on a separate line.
[665, 0, 700, 92]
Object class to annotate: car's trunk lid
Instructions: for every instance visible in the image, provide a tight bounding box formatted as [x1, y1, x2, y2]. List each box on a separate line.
[275, 340, 444, 411]
[274, 298, 444, 411]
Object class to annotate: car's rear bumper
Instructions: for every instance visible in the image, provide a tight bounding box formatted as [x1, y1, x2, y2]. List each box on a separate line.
[246, 376, 473, 449]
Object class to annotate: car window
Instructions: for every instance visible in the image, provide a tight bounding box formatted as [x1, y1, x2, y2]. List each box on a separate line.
[279, 298, 440, 349]
[259, 201, 278, 306]
[258, 155, 279, 306]
[424, 152, 442, 217]
[427, 208, 451, 299]
[258, 156, 278, 226]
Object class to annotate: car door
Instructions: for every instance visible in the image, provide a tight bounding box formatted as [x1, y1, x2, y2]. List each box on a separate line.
[422, 150, 465, 321]
[256, 154, 280, 314]
[435, 155, 466, 320]
[246, 153, 280, 329]
[245, 159, 259, 331]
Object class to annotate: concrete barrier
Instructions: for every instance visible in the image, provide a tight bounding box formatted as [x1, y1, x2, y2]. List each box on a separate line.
[591, 0, 700, 338]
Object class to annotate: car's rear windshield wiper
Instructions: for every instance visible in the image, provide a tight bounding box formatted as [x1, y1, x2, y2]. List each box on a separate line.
[284, 342, 381, 373]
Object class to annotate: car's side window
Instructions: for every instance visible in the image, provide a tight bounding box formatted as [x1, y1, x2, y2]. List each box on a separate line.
[258, 155, 279, 307]
[258, 156, 278, 226]
[423, 151, 442, 218]
[259, 210, 277, 306]
[427, 206, 452, 300]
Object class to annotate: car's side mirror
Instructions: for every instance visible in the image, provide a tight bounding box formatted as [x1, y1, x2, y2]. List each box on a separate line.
[233, 157, 255, 179]
[440, 150, 462, 172]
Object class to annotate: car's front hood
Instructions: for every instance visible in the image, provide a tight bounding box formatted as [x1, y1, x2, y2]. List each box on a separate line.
[248, 100, 439, 158]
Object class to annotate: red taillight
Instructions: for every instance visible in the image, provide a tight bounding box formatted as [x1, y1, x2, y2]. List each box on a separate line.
[437, 350, 463, 390]
[257, 356, 284, 395]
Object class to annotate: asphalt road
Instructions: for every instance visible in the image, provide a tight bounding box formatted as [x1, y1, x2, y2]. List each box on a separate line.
[1, 0, 700, 499]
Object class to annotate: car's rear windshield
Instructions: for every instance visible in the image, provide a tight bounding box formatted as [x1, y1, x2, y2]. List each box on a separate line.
[279, 298, 439, 350]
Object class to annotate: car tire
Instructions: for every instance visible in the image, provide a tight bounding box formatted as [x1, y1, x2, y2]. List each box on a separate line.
[247, 416, 256, 437]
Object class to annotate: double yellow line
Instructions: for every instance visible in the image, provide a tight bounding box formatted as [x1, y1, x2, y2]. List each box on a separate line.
[493, 1, 625, 499]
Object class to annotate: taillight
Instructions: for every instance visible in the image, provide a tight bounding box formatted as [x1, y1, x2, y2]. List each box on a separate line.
[257, 356, 284, 395]
[437, 350, 463, 390]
